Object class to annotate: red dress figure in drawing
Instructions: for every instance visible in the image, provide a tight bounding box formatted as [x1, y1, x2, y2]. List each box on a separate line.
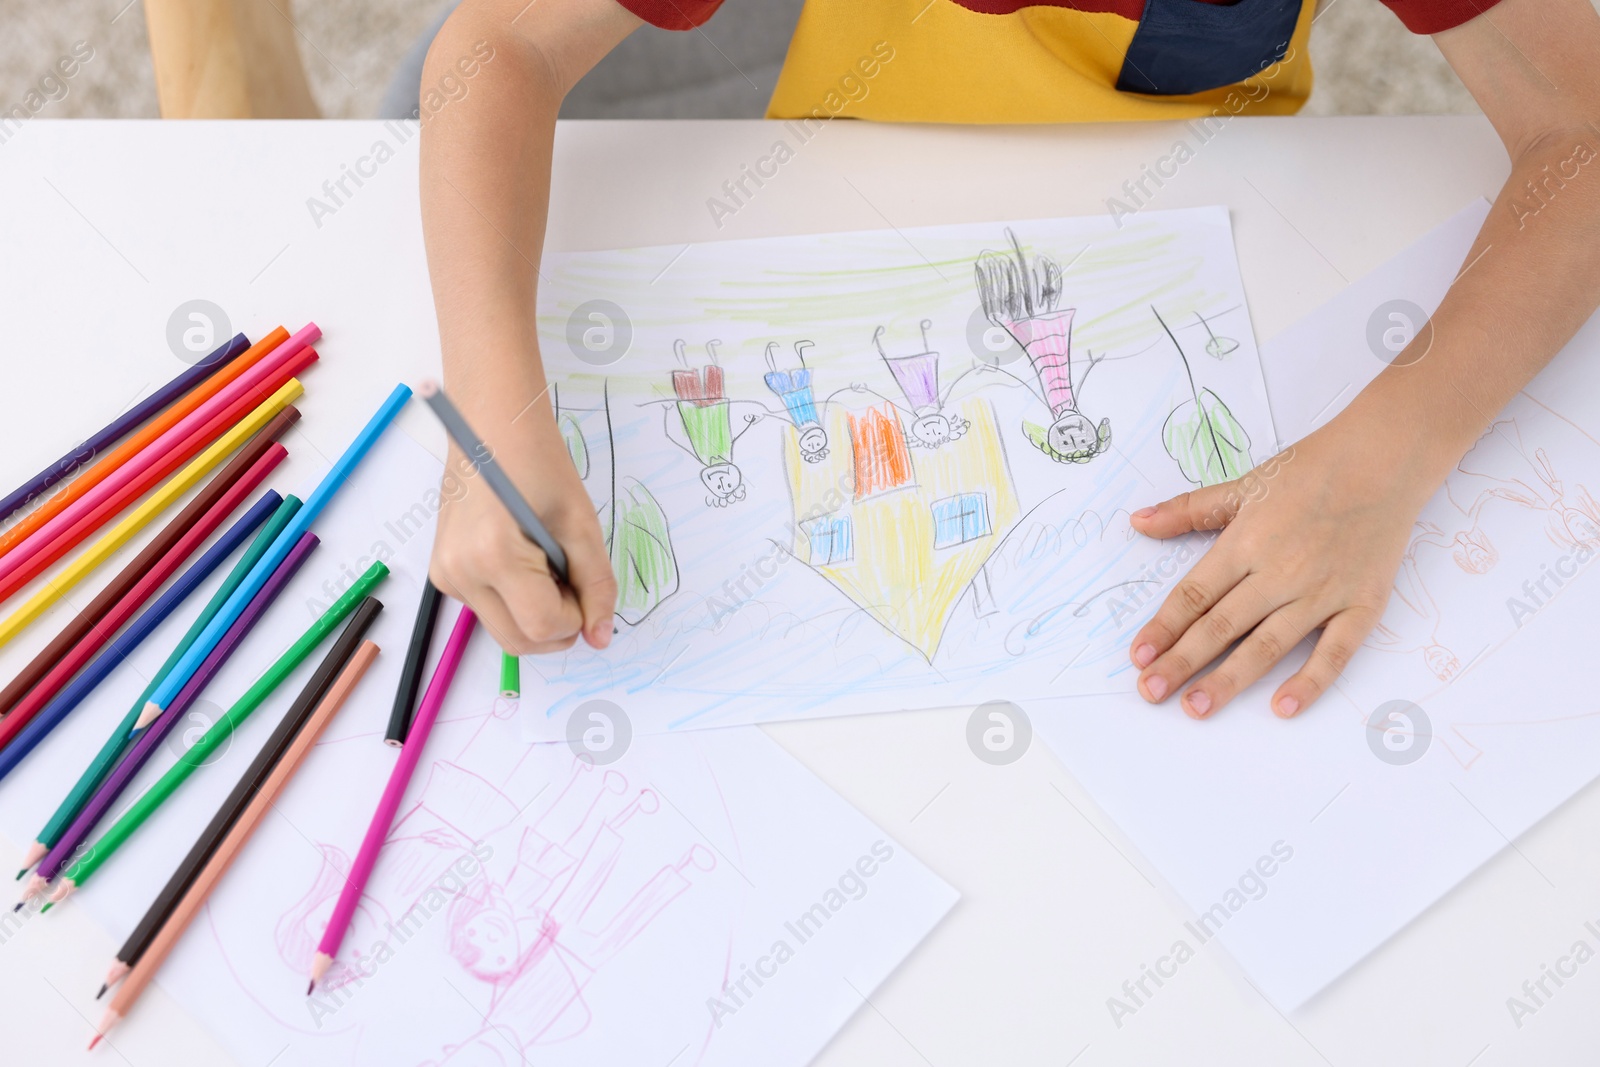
[666, 339, 757, 507]
[872, 320, 968, 449]
[975, 228, 1111, 463]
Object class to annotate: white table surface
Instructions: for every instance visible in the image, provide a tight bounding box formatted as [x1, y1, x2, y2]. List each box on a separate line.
[3, 117, 1599, 1067]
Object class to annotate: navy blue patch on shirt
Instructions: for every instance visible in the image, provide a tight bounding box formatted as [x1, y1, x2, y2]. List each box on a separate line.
[1116, 0, 1304, 97]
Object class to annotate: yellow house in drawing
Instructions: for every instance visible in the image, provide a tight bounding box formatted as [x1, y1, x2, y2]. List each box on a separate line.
[782, 397, 1020, 660]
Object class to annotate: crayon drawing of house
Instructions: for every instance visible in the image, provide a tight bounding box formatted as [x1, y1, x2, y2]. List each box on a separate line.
[782, 397, 1019, 659]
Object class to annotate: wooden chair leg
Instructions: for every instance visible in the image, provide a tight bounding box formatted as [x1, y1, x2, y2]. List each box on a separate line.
[144, 0, 320, 118]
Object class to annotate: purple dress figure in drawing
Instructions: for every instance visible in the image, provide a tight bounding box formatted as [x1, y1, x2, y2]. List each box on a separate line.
[763, 340, 829, 462]
[873, 320, 968, 449]
[976, 228, 1111, 463]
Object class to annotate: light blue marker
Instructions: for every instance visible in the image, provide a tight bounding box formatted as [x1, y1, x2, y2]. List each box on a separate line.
[131, 383, 412, 733]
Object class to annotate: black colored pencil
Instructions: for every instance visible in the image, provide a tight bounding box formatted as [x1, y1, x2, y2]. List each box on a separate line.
[107, 597, 385, 987]
[384, 581, 443, 747]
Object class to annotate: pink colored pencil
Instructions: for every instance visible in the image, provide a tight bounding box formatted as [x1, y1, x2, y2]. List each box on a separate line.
[0, 323, 318, 587]
[307, 605, 476, 991]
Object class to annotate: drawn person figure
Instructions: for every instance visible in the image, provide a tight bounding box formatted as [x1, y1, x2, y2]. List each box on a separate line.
[975, 229, 1111, 463]
[1366, 522, 1465, 682]
[872, 320, 969, 449]
[665, 339, 758, 507]
[762, 339, 829, 462]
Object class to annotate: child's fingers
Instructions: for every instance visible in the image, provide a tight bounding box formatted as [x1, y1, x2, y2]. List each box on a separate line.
[1129, 551, 1250, 672]
[561, 523, 619, 650]
[1130, 480, 1244, 539]
[1137, 581, 1273, 706]
[1271, 609, 1375, 717]
[1178, 604, 1319, 718]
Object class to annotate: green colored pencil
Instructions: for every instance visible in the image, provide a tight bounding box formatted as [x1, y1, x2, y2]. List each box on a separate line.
[499, 652, 521, 700]
[20, 496, 304, 876]
[51, 560, 391, 899]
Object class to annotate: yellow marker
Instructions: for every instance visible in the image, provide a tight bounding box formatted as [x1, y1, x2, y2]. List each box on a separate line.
[0, 380, 304, 649]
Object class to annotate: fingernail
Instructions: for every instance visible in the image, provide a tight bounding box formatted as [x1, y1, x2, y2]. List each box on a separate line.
[1132, 506, 1158, 519]
[1133, 643, 1157, 668]
[1184, 690, 1211, 718]
[1144, 675, 1168, 701]
[1276, 695, 1299, 717]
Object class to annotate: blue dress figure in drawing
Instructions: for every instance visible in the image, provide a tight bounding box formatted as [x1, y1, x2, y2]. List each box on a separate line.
[873, 320, 968, 449]
[763, 340, 829, 463]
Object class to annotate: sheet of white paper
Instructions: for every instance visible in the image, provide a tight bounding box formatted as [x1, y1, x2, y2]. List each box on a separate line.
[520, 209, 1277, 739]
[1036, 200, 1600, 1010]
[0, 428, 956, 1066]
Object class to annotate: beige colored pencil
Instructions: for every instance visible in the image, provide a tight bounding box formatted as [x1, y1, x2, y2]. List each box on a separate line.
[89, 640, 379, 1048]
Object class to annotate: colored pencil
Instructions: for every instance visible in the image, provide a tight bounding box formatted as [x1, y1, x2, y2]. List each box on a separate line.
[0, 342, 315, 594]
[499, 651, 520, 700]
[136, 384, 412, 730]
[98, 599, 383, 997]
[51, 560, 390, 901]
[92, 640, 376, 1044]
[22, 495, 302, 879]
[418, 381, 568, 581]
[0, 333, 250, 525]
[0, 491, 279, 793]
[0, 382, 303, 652]
[23, 532, 318, 902]
[0, 448, 286, 758]
[384, 581, 442, 746]
[309, 604, 476, 990]
[0, 405, 299, 721]
[0, 324, 310, 560]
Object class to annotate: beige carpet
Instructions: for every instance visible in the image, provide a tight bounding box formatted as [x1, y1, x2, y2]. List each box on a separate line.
[0, 0, 1488, 121]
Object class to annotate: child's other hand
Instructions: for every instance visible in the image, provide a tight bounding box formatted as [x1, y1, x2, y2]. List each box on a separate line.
[1127, 411, 1445, 718]
[429, 420, 616, 656]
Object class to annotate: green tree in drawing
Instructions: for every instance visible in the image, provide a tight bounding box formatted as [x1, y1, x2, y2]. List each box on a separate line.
[559, 384, 680, 625]
[1154, 307, 1252, 487]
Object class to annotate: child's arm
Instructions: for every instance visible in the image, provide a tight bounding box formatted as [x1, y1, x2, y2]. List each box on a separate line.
[420, 0, 640, 654]
[1126, 0, 1600, 718]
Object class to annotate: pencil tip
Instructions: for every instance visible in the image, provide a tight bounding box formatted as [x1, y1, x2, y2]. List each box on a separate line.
[95, 984, 107, 1000]
[11, 902, 20, 912]
[13, 868, 24, 880]
[40, 902, 52, 914]
[87, 1033, 102, 1051]
[306, 979, 315, 996]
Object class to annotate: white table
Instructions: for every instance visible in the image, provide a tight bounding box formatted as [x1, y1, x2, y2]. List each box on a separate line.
[3, 117, 1596, 1067]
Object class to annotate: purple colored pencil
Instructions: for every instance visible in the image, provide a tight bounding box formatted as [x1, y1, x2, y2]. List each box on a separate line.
[0, 334, 250, 525]
[28, 531, 319, 890]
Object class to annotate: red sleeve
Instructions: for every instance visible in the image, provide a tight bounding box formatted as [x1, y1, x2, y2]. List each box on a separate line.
[1377, 0, 1505, 34]
[613, 0, 724, 30]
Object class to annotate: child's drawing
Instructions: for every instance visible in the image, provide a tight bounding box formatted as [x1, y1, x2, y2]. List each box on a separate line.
[665, 340, 760, 507]
[1155, 306, 1252, 487]
[506, 209, 1281, 733]
[975, 228, 1112, 464]
[762, 340, 830, 463]
[1194, 309, 1239, 359]
[870, 321, 970, 449]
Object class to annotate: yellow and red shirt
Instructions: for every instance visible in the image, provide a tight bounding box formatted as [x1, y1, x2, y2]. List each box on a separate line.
[616, 0, 1498, 124]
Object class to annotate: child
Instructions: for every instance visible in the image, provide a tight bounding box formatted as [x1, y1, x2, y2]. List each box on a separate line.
[419, 0, 1600, 722]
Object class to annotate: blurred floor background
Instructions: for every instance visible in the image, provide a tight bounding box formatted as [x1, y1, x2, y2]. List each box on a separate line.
[0, 0, 1484, 122]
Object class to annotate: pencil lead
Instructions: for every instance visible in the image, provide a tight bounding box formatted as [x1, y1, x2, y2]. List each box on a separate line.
[87, 1033, 103, 1051]
[39, 902, 52, 914]
[131, 700, 163, 734]
[96, 983, 107, 1000]
[13, 868, 23, 880]
[10, 901, 20, 912]
[306, 979, 315, 996]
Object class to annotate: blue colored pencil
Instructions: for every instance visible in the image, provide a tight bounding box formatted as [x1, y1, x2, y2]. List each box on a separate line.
[0, 492, 280, 786]
[0, 334, 250, 524]
[133, 384, 412, 732]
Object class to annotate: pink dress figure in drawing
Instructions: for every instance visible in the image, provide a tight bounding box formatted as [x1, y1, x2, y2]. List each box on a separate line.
[975, 228, 1111, 463]
[873, 321, 968, 449]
